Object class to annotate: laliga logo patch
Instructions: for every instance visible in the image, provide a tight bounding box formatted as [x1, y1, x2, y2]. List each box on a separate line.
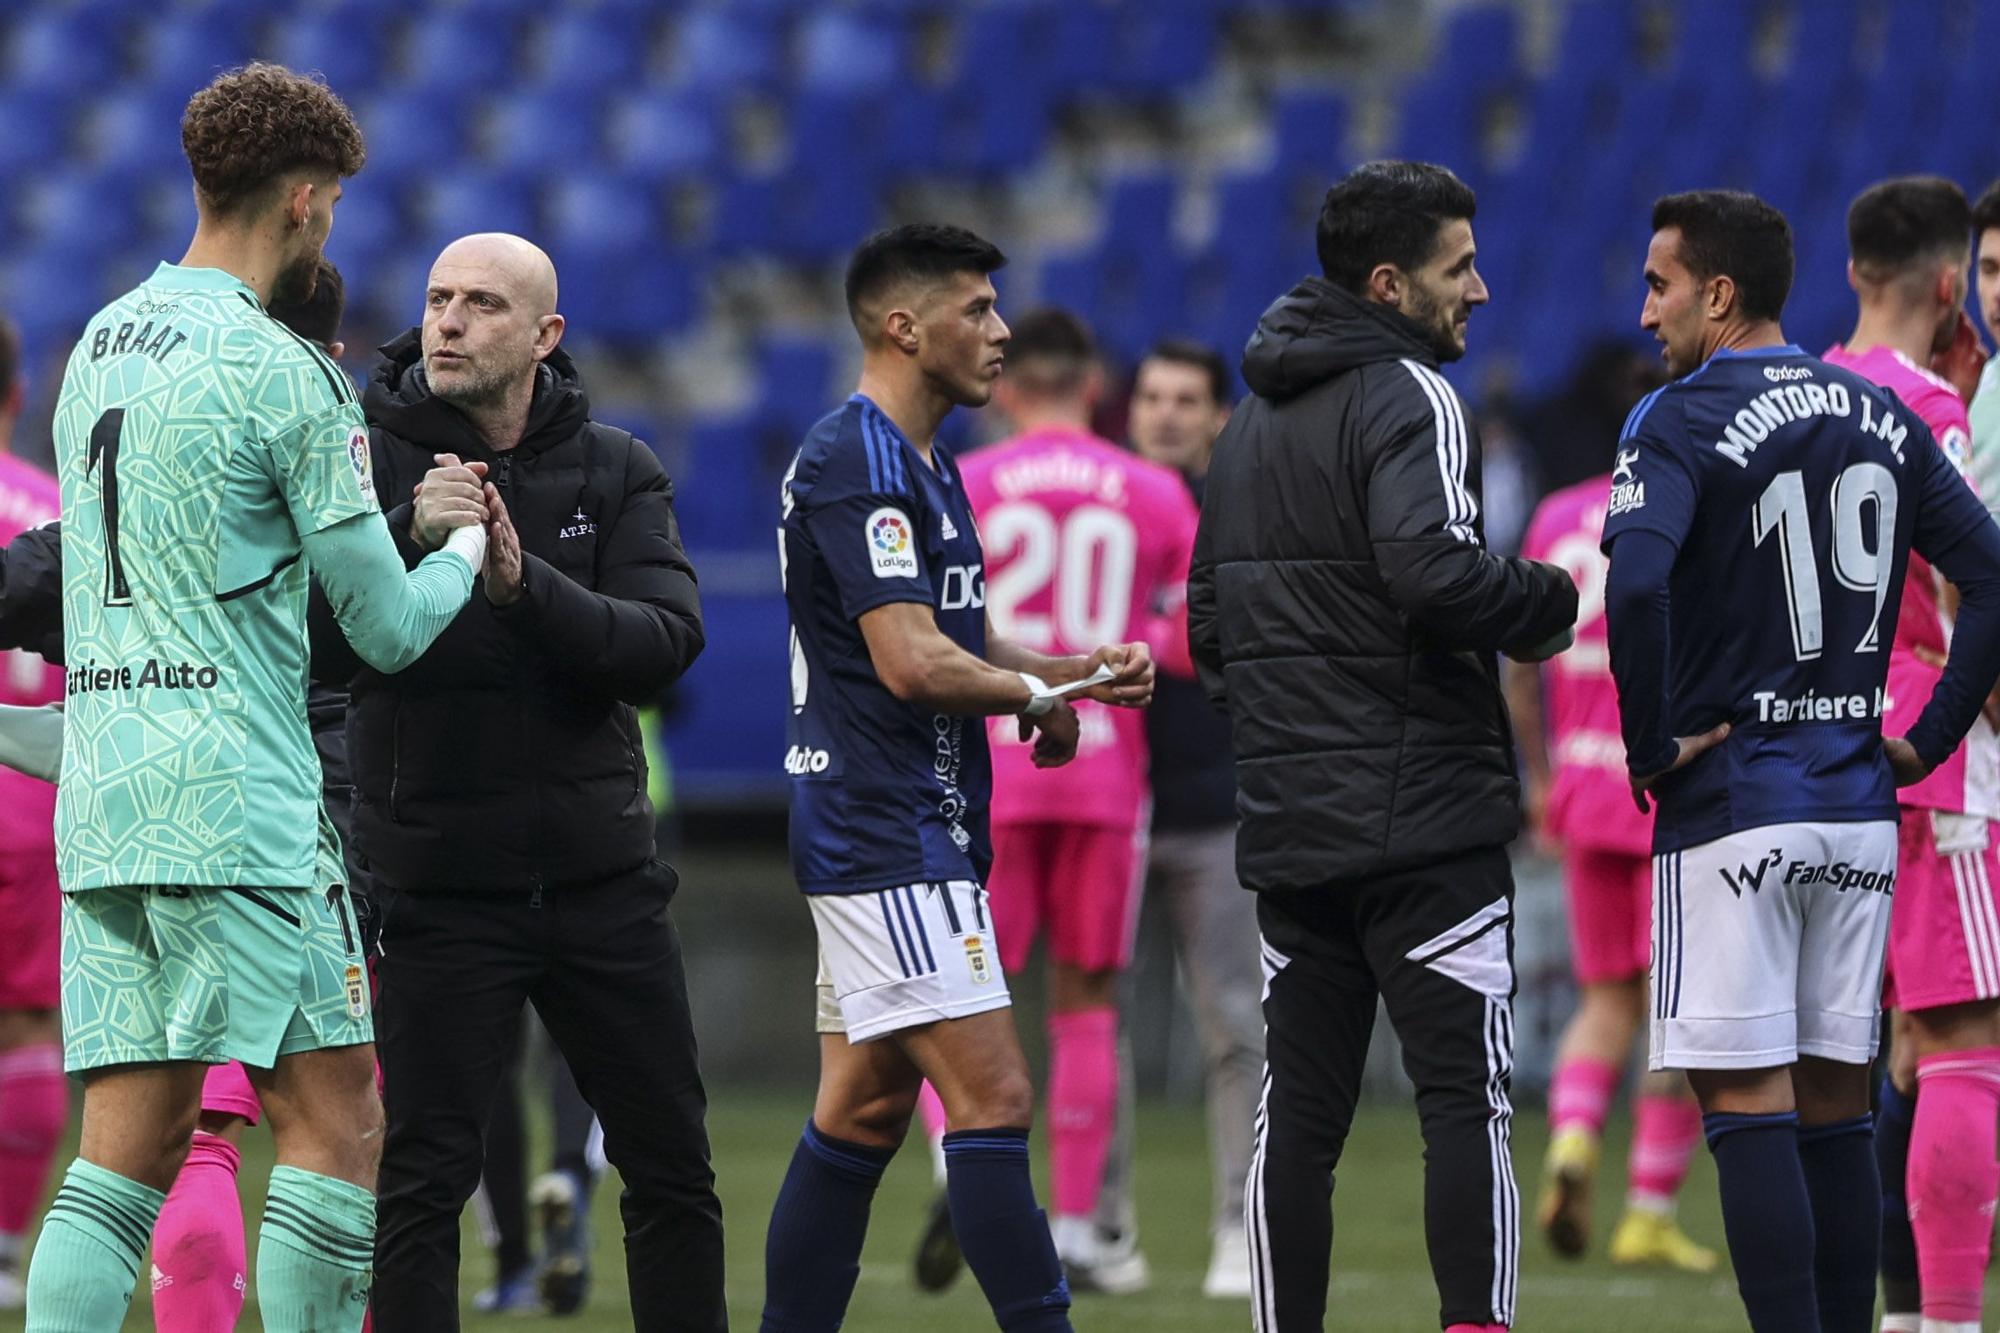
[866, 506, 919, 578]
[346, 428, 376, 504]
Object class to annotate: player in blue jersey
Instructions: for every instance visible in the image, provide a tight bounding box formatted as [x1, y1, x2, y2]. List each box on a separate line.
[761, 224, 1154, 1333]
[1603, 190, 2000, 1333]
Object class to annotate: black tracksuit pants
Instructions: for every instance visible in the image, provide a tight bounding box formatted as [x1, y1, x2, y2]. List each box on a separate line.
[370, 864, 727, 1332]
[1248, 845, 1520, 1332]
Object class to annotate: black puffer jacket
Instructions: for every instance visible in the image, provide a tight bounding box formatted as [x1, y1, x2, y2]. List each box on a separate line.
[1189, 279, 1576, 892]
[311, 332, 703, 894]
[0, 523, 63, 661]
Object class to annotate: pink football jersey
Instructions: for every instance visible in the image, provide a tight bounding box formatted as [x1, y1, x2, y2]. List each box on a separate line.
[1521, 474, 1653, 855]
[1824, 343, 1996, 816]
[0, 453, 62, 850]
[960, 426, 1199, 828]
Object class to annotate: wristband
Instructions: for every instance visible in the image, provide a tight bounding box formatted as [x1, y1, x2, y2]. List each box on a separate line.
[441, 522, 489, 578]
[1018, 672, 1056, 716]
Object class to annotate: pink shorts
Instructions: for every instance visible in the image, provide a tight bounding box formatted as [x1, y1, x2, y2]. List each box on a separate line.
[200, 1061, 262, 1125]
[987, 822, 1147, 973]
[1884, 810, 2000, 1013]
[1563, 845, 1652, 985]
[0, 846, 60, 1010]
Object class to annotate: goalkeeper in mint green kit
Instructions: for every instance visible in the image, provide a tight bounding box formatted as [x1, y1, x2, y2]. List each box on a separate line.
[24, 64, 504, 1333]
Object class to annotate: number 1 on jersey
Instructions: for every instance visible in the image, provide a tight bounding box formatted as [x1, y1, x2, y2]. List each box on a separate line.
[1752, 463, 1896, 662]
[88, 409, 132, 607]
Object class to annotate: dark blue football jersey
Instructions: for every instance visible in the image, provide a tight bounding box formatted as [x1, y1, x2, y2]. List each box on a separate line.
[780, 394, 992, 893]
[1601, 345, 1994, 853]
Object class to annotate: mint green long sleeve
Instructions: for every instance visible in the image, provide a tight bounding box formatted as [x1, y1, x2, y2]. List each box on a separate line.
[302, 512, 480, 674]
[0, 703, 62, 782]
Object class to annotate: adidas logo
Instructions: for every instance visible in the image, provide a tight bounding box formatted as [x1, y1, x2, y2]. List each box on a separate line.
[941, 514, 959, 540]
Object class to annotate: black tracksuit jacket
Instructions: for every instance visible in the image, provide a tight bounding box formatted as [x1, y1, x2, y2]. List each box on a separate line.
[311, 332, 703, 895]
[1189, 278, 1577, 893]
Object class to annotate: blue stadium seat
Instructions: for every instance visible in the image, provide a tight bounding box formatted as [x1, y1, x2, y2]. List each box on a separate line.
[945, 5, 1036, 103]
[755, 336, 835, 437]
[416, 170, 539, 253]
[546, 177, 662, 256]
[551, 245, 698, 343]
[1102, 174, 1178, 251]
[353, 90, 470, 188]
[608, 92, 723, 178]
[18, 172, 138, 260]
[0, 245, 115, 350]
[402, 11, 519, 89]
[4, 9, 122, 94]
[85, 87, 188, 175]
[796, 10, 908, 95]
[1269, 88, 1349, 176]
[526, 11, 654, 88]
[1106, 4, 1216, 95]
[669, 8, 783, 92]
[1045, 5, 1116, 97]
[784, 93, 880, 193]
[137, 10, 253, 94]
[676, 410, 774, 553]
[0, 88, 73, 179]
[322, 191, 403, 276]
[483, 91, 604, 176]
[267, 4, 393, 97]
[1431, 3, 1518, 101]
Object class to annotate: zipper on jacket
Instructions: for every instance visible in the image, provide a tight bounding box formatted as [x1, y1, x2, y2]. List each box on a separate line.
[529, 874, 543, 910]
[388, 698, 402, 821]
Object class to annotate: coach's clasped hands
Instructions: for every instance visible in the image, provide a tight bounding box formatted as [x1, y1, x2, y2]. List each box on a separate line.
[411, 453, 525, 607]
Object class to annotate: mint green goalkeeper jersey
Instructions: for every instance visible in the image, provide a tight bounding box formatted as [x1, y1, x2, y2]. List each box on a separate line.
[52, 262, 383, 892]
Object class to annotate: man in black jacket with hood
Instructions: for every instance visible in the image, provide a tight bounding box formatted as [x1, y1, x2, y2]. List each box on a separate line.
[309, 233, 721, 1331]
[1189, 163, 1578, 1333]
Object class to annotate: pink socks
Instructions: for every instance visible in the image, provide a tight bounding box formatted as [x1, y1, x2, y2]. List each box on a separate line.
[1546, 1056, 1618, 1136]
[0, 1042, 65, 1238]
[1627, 1093, 1702, 1210]
[1908, 1048, 2000, 1325]
[150, 1133, 247, 1332]
[1047, 1007, 1118, 1219]
[1445, 1323, 1507, 1332]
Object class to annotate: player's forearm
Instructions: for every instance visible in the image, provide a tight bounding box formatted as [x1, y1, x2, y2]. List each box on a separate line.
[1908, 525, 2000, 768]
[1500, 658, 1551, 788]
[1603, 532, 1678, 778]
[885, 635, 1036, 715]
[303, 513, 481, 675]
[983, 631, 1088, 685]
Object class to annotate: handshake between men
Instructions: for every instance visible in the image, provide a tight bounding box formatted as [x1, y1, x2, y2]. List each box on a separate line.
[409, 453, 525, 606]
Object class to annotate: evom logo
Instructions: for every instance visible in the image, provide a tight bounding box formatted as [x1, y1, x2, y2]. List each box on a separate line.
[941, 566, 985, 611]
[1720, 848, 1784, 897]
[784, 745, 831, 776]
[1763, 364, 1814, 382]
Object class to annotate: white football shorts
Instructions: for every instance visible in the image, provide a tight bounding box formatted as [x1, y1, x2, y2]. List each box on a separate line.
[1650, 820, 1896, 1071]
[810, 880, 1012, 1042]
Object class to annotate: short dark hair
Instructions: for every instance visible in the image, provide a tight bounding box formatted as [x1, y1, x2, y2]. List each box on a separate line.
[182, 62, 365, 217]
[1316, 161, 1477, 293]
[1651, 190, 1795, 322]
[1138, 338, 1231, 406]
[1847, 176, 1970, 281]
[1972, 180, 2000, 240]
[0, 317, 18, 406]
[1002, 307, 1096, 395]
[265, 259, 345, 346]
[844, 223, 1007, 331]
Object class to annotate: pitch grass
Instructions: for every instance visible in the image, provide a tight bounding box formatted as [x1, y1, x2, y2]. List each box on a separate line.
[0, 1090, 1832, 1332]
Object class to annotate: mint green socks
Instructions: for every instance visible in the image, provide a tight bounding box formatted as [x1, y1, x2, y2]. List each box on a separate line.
[24, 1158, 165, 1332]
[256, 1165, 375, 1332]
